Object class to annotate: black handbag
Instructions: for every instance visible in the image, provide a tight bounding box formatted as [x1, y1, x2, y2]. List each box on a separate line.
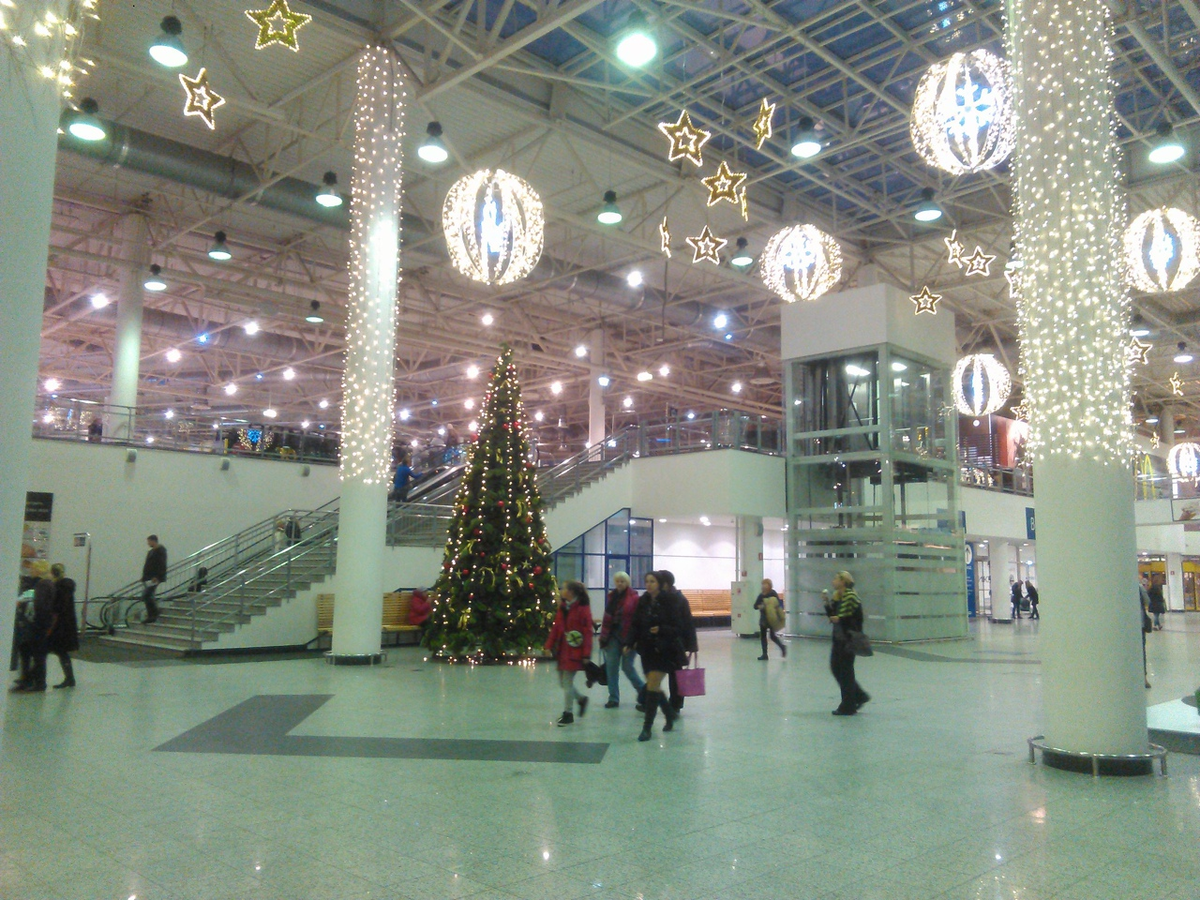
[847, 629, 873, 657]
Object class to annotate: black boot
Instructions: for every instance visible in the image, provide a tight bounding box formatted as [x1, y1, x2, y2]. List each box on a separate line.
[636, 685, 647, 712]
[54, 657, 75, 689]
[638, 690, 659, 741]
[660, 693, 678, 732]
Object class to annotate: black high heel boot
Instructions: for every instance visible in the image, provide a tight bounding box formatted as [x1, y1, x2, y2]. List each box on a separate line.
[660, 693, 678, 732]
[638, 690, 659, 741]
[54, 657, 76, 689]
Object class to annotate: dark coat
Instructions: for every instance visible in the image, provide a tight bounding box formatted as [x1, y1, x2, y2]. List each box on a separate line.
[1147, 584, 1166, 614]
[671, 588, 698, 653]
[47, 577, 80, 654]
[633, 591, 688, 672]
[142, 544, 168, 583]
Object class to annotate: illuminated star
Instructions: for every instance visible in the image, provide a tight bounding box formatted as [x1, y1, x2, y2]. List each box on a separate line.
[702, 161, 747, 207]
[739, 188, 749, 221]
[245, 0, 312, 51]
[178, 68, 226, 130]
[1152, 432, 1161, 449]
[686, 225, 727, 265]
[658, 110, 712, 167]
[963, 246, 996, 277]
[1011, 400, 1030, 421]
[1170, 372, 1185, 396]
[659, 217, 672, 257]
[1003, 266, 1021, 299]
[910, 285, 942, 314]
[1127, 337, 1152, 366]
[944, 230, 965, 267]
[752, 97, 775, 150]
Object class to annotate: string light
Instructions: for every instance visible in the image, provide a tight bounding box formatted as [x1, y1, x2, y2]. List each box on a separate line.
[442, 169, 544, 285]
[1008, 0, 1131, 463]
[659, 217, 672, 257]
[760, 224, 842, 303]
[340, 44, 406, 485]
[910, 286, 942, 314]
[179, 67, 226, 129]
[752, 97, 775, 149]
[911, 48, 1015, 175]
[685, 226, 726, 265]
[952, 354, 1012, 416]
[0, 0, 97, 98]
[1123, 208, 1200, 293]
[1168, 442, 1200, 482]
[701, 161, 747, 207]
[245, 0, 311, 51]
[658, 110, 711, 166]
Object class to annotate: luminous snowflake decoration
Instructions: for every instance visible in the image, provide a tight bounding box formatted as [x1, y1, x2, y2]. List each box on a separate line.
[443, 169, 544, 285]
[910, 49, 1015, 175]
[1123, 207, 1200, 294]
[952, 353, 1012, 417]
[1169, 442, 1200, 482]
[760, 224, 842, 303]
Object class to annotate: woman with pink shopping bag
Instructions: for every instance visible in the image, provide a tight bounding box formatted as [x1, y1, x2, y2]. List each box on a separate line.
[632, 571, 689, 742]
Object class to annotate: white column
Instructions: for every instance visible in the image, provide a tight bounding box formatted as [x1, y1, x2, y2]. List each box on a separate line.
[0, 9, 70, 718]
[108, 215, 150, 439]
[1009, 0, 1147, 758]
[1165, 552, 1184, 612]
[330, 45, 405, 662]
[588, 329, 605, 446]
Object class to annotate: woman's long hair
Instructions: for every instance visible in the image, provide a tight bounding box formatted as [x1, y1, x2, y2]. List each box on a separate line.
[563, 580, 590, 607]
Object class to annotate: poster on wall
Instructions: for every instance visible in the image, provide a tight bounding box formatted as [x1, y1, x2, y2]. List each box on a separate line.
[21, 491, 53, 579]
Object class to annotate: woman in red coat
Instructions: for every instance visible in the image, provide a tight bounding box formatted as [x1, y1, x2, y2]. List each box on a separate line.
[544, 580, 593, 726]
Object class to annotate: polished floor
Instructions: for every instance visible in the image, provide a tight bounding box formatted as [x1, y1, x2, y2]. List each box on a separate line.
[2, 617, 1199, 900]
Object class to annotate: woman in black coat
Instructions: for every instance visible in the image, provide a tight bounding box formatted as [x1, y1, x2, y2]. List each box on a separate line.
[632, 571, 688, 741]
[11, 561, 55, 693]
[47, 563, 79, 688]
[657, 570, 697, 712]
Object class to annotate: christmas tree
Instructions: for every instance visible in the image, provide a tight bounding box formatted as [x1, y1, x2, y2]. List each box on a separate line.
[424, 345, 557, 661]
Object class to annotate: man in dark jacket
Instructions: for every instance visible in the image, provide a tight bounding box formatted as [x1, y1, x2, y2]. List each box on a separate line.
[141, 535, 168, 624]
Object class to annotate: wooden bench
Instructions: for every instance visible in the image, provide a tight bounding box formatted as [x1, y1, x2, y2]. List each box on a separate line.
[685, 589, 732, 621]
[316, 591, 423, 647]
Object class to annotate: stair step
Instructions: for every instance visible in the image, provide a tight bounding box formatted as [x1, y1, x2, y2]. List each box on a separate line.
[125, 623, 220, 642]
[101, 633, 199, 652]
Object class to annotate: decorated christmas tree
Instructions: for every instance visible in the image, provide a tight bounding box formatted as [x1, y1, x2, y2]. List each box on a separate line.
[425, 345, 557, 660]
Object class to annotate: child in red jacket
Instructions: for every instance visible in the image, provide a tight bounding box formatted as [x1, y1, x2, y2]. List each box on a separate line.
[545, 580, 594, 726]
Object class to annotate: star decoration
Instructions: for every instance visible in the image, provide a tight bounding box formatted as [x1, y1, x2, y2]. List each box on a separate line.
[963, 246, 996, 277]
[1152, 432, 1161, 449]
[245, 0, 312, 51]
[1003, 266, 1021, 299]
[178, 68, 226, 130]
[1127, 337, 1152, 366]
[752, 97, 775, 150]
[1011, 400, 1030, 421]
[1170, 372, 1185, 396]
[659, 217, 672, 257]
[739, 188, 749, 221]
[910, 285, 942, 314]
[658, 110, 712, 167]
[702, 161, 747, 207]
[686, 225, 726, 265]
[944, 230, 965, 267]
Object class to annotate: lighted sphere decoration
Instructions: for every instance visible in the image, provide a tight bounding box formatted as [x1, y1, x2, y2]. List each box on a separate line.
[952, 353, 1012, 417]
[910, 49, 1015, 175]
[1123, 208, 1200, 294]
[442, 169, 544, 285]
[1169, 442, 1200, 482]
[760, 224, 842, 303]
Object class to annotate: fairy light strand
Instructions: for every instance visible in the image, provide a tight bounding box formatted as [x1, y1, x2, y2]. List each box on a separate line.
[1008, 0, 1132, 463]
[442, 169, 544, 285]
[0, 0, 98, 98]
[952, 354, 1013, 416]
[911, 48, 1015, 175]
[760, 224, 842, 303]
[1123, 207, 1200, 294]
[340, 44, 405, 485]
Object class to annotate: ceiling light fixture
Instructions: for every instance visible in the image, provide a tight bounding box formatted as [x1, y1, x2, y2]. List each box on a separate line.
[597, 375, 612, 387]
[481, 312, 494, 326]
[574, 344, 588, 358]
[550, 381, 563, 395]
[1145, 416, 1160, 425]
[913, 187, 943, 223]
[224, 383, 238, 396]
[622, 395, 634, 408]
[597, 190, 623, 226]
[534, 410, 545, 422]
[243, 321, 259, 336]
[89, 292, 109, 309]
[1149, 122, 1185, 165]
[466, 364, 480, 379]
[1130, 313, 1151, 338]
[318, 399, 329, 409]
[626, 270, 644, 288]
[44, 378, 61, 392]
[149, 15, 189, 68]
[165, 348, 182, 364]
[1175, 341, 1193, 363]
[398, 408, 410, 421]
[731, 381, 743, 393]
[418, 121, 449, 164]
[67, 98, 106, 142]
[659, 364, 670, 377]
[315, 171, 343, 208]
[636, 371, 652, 382]
[615, 12, 657, 68]
[730, 237, 754, 268]
[464, 398, 475, 409]
[282, 367, 296, 381]
[305, 300, 324, 324]
[790, 116, 822, 159]
[263, 408, 277, 419]
[713, 313, 728, 329]
[208, 231, 232, 261]
[143, 265, 167, 292]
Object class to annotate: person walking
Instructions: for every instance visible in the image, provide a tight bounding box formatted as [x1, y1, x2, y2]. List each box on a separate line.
[140, 535, 168, 624]
[825, 570, 870, 716]
[633, 571, 688, 741]
[754, 577, 787, 660]
[658, 570, 697, 714]
[599, 572, 646, 709]
[1139, 579, 1153, 689]
[47, 563, 79, 689]
[1010, 579, 1023, 619]
[11, 561, 55, 693]
[1026, 581, 1040, 620]
[1148, 577, 1166, 629]
[544, 580, 593, 726]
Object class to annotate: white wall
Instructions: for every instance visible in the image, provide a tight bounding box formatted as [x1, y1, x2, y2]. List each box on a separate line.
[654, 522, 736, 590]
[630, 451, 786, 520]
[25, 440, 340, 597]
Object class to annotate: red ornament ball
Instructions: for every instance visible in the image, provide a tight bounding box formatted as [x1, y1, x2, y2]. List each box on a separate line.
[533, 566, 542, 575]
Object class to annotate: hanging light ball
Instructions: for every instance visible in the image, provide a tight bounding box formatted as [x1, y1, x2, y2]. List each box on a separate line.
[1169, 442, 1200, 482]
[910, 49, 1015, 175]
[760, 224, 842, 303]
[442, 169, 544, 285]
[1123, 207, 1200, 294]
[952, 353, 1012, 417]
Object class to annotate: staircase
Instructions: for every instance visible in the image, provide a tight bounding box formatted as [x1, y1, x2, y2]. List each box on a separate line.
[100, 429, 641, 652]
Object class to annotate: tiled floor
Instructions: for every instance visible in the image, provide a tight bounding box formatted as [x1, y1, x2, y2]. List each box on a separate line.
[3, 616, 1199, 900]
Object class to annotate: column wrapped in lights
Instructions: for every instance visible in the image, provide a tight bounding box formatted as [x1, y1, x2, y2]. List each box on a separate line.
[331, 44, 405, 662]
[1007, 0, 1149, 767]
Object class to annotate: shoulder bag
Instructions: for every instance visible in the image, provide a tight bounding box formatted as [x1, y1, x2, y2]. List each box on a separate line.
[674, 652, 706, 697]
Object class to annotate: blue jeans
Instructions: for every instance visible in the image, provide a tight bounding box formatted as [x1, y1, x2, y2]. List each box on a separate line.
[604, 640, 645, 703]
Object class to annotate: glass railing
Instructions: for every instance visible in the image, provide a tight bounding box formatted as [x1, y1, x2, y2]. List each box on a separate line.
[959, 463, 1034, 496]
[33, 399, 339, 465]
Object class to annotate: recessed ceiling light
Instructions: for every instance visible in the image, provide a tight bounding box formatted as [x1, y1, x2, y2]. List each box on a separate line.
[481, 313, 494, 326]
[659, 364, 670, 377]
[90, 292, 109, 309]
[243, 321, 259, 335]
[224, 383, 238, 395]
[550, 381, 563, 395]
[626, 270, 644, 288]
[282, 367, 295, 381]
[466, 364, 480, 379]
[636, 371, 652, 382]
[165, 348, 182, 363]
[318, 399, 329, 409]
